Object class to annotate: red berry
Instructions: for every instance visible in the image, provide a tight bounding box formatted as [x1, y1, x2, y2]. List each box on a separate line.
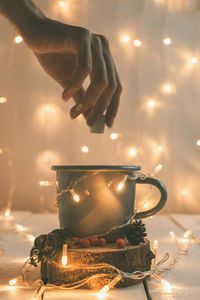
[90, 237, 99, 246]
[73, 237, 80, 246]
[98, 238, 107, 247]
[80, 239, 91, 248]
[116, 238, 126, 248]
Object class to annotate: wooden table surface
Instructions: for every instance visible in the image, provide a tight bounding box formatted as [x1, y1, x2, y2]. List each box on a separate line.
[0, 211, 200, 300]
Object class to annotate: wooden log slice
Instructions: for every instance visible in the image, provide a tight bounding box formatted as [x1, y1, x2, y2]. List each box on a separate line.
[41, 238, 154, 289]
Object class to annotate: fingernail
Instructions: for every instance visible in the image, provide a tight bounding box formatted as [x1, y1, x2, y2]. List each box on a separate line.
[106, 117, 114, 128]
[70, 104, 83, 119]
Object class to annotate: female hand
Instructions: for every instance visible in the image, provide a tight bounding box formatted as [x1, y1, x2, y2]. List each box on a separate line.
[24, 17, 122, 128]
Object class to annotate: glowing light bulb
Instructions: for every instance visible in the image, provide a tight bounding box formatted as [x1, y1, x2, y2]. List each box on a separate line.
[162, 83, 175, 94]
[27, 234, 35, 243]
[153, 240, 159, 250]
[0, 97, 7, 103]
[129, 148, 137, 156]
[97, 286, 109, 300]
[133, 39, 142, 47]
[9, 278, 17, 286]
[191, 57, 198, 64]
[15, 224, 24, 232]
[154, 164, 163, 174]
[70, 189, 80, 203]
[40, 181, 49, 187]
[97, 274, 122, 299]
[62, 244, 68, 266]
[183, 230, 191, 238]
[44, 105, 52, 113]
[157, 146, 163, 152]
[163, 38, 171, 45]
[4, 208, 11, 217]
[58, 0, 65, 7]
[121, 34, 130, 43]
[117, 175, 128, 191]
[196, 139, 200, 146]
[81, 146, 89, 153]
[170, 231, 176, 239]
[181, 189, 188, 196]
[14, 35, 23, 44]
[39, 181, 56, 187]
[110, 133, 119, 140]
[147, 100, 156, 108]
[162, 279, 172, 293]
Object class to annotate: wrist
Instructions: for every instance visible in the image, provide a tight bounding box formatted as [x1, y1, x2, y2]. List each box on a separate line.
[0, 0, 46, 38]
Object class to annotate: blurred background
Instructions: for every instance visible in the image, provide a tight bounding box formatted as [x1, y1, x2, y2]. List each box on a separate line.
[0, 0, 199, 214]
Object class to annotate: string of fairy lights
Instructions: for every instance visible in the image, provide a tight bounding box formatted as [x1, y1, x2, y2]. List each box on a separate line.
[1, 208, 200, 299]
[0, 0, 200, 298]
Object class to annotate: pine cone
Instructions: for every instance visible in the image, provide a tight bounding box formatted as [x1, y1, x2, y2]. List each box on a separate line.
[125, 220, 147, 245]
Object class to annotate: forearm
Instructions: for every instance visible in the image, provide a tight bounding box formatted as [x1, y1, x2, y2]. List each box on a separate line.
[0, 0, 45, 36]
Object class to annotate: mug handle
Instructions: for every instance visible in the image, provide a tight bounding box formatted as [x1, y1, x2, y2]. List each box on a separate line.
[134, 176, 167, 219]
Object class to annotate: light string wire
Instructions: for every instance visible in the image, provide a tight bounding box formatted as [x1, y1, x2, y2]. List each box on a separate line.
[167, 214, 200, 246]
[15, 252, 169, 299]
[0, 212, 196, 299]
[55, 170, 145, 207]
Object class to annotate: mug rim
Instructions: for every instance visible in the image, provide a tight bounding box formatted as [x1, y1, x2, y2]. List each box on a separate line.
[51, 165, 141, 172]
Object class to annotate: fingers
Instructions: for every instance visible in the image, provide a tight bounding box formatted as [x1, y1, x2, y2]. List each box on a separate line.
[70, 35, 108, 119]
[62, 29, 122, 128]
[62, 29, 92, 101]
[73, 87, 92, 118]
[105, 65, 122, 127]
[86, 35, 118, 127]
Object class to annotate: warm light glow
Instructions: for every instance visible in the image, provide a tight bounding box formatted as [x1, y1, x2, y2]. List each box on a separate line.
[70, 189, 80, 203]
[191, 57, 198, 64]
[81, 146, 89, 153]
[14, 35, 23, 44]
[62, 244, 68, 266]
[117, 175, 128, 191]
[154, 164, 163, 174]
[128, 148, 137, 156]
[58, 0, 65, 7]
[161, 279, 172, 293]
[196, 139, 200, 146]
[157, 146, 163, 152]
[183, 229, 192, 238]
[162, 83, 175, 94]
[143, 201, 150, 209]
[110, 133, 119, 140]
[97, 285, 109, 300]
[170, 231, 176, 239]
[44, 104, 53, 113]
[147, 100, 156, 108]
[40, 181, 49, 187]
[9, 278, 17, 286]
[163, 38, 171, 45]
[181, 189, 188, 196]
[0, 97, 7, 103]
[133, 39, 142, 47]
[27, 234, 35, 243]
[15, 224, 24, 232]
[4, 208, 11, 217]
[39, 181, 56, 187]
[153, 240, 159, 250]
[36, 150, 59, 171]
[121, 34, 131, 43]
